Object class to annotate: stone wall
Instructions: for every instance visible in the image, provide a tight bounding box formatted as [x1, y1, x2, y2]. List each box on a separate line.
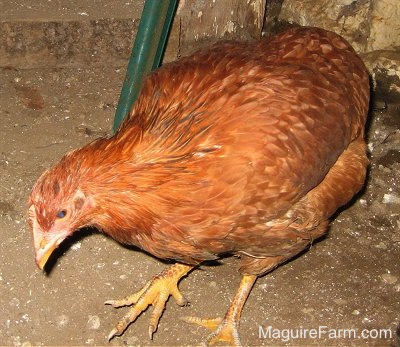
[271, 0, 400, 100]
[0, 0, 266, 69]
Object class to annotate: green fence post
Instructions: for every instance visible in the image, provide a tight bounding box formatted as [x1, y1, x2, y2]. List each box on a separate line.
[113, 0, 178, 132]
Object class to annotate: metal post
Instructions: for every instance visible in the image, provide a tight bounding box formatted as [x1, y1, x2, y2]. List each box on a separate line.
[113, 0, 178, 132]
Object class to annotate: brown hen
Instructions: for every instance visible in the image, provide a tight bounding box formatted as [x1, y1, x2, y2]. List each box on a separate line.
[28, 26, 369, 345]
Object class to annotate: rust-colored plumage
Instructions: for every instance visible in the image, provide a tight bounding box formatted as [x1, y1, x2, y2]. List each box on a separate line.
[29, 27, 369, 345]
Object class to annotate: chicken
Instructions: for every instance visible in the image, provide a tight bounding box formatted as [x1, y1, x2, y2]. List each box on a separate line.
[28, 26, 370, 345]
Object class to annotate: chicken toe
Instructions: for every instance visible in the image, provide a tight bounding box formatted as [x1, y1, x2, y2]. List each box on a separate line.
[183, 274, 257, 346]
[106, 263, 193, 340]
[184, 316, 241, 346]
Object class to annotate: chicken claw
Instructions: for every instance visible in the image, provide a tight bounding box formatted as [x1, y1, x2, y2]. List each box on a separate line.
[183, 274, 256, 346]
[106, 263, 193, 340]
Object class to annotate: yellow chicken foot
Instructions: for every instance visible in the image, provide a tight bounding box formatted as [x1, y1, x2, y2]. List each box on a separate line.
[105, 263, 193, 340]
[183, 274, 257, 346]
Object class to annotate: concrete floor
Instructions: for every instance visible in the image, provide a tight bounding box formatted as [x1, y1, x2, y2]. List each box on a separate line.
[0, 2, 399, 346]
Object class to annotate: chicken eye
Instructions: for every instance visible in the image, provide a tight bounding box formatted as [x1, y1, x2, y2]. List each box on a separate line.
[57, 210, 67, 219]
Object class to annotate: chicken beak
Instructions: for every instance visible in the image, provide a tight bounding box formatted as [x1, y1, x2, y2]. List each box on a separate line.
[29, 205, 71, 270]
[33, 228, 69, 270]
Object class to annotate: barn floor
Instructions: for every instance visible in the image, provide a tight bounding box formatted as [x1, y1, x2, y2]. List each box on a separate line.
[0, 63, 399, 347]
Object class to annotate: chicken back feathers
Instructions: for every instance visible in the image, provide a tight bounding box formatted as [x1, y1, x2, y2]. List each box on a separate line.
[29, 27, 369, 276]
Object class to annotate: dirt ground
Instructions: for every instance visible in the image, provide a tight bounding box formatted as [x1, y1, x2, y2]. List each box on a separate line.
[0, 62, 399, 347]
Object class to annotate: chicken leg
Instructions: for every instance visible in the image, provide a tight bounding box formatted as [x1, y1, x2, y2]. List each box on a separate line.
[106, 263, 193, 340]
[184, 274, 257, 346]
